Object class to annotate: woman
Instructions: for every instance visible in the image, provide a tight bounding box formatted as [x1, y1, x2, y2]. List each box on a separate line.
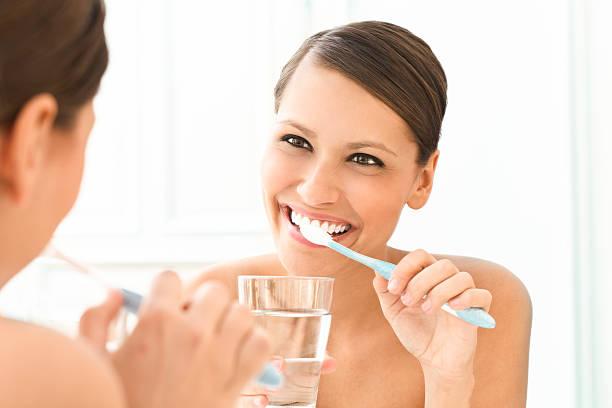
[0, 1, 270, 407]
[190, 21, 532, 407]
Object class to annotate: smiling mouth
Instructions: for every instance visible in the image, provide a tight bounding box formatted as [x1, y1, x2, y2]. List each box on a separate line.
[284, 206, 353, 237]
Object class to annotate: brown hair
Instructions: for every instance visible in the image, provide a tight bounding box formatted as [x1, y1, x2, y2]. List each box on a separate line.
[0, 0, 108, 129]
[274, 21, 447, 165]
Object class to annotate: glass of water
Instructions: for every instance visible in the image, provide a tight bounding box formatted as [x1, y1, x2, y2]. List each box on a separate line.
[238, 276, 334, 408]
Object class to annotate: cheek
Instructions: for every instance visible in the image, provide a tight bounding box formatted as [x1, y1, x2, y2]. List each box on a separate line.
[346, 176, 407, 240]
[64, 113, 93, 203]
[70, 150, 86, 194]
[59, 140, 88, 211]
[38, 140, 87, 235]
[260, 148, 299, 200]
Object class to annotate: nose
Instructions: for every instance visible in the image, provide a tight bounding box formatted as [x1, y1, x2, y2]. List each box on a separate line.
[296, 162, 340, 207]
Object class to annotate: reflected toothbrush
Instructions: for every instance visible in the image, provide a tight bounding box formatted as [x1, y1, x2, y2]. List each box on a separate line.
[43, 246, 144, 315]
[299, 223, 496, 329]
[43, 245, 283, 389]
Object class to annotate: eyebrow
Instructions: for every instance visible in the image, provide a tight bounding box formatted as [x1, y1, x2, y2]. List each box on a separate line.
[277, 120, 318, 138]
[347, 142, 397, 156]
[277, 119, 397, 156]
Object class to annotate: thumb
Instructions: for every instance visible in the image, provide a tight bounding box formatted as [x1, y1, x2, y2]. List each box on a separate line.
[79, 289, 124, 352]
[321, 353, 337, 375]
[238, 395, 268, 408]
[372, 275, 405, 318]
[372, 274, 389, 295]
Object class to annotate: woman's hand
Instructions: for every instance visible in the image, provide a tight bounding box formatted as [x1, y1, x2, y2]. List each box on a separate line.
[79, 271, 272, 408]
[373, 250, 492, 382]
[238, 355, 337, 407]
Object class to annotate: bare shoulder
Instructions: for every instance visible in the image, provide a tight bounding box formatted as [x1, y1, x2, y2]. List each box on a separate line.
[187, 254, 284, 298]
[440, 254, 531, 309]
[435, 254, 532, 336]
[0, 319, 125, 408]
[436, 255, 532, 326]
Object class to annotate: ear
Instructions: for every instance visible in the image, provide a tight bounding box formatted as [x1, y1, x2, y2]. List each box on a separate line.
[0, 94, 58, 206]
[406, 149, 440, 210]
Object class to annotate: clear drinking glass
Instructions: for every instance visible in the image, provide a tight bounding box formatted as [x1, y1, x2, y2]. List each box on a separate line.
[238, 276, 334, 408]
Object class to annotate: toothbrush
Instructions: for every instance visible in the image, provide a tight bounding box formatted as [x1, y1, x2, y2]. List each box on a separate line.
[299, 223, 496, 329]
[44, 246, 144, 315]
[43, 245, 284, 389]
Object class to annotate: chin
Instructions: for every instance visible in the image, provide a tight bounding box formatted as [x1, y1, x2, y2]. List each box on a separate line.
[276, 246, 327, 276]
[280, 240, 356, 278]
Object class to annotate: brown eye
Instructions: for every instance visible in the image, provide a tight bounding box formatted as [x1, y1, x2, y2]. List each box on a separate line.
[281, 134, 313, 151]
[349, 153, 384, 167]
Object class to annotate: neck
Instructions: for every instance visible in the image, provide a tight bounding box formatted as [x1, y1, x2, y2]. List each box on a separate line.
[0, 248, 20, 289]
[323, 245, 398, 332]
[0, 208, 42, 289]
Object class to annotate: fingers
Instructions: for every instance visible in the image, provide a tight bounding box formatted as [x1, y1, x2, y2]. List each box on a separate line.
[387, 249, 437, 295]
[231, 327, 272, 391]
[372, 273, 389, 295]
[239, 364, 280, 405]
[400, 259, 459, 307]
[375, 249, 493, 318]
[372, 274, 409, 320]
[392, 256, 492, 315]
[187, 281, 232, 338]
[449, 288, 493, 312]
[419, 271, 475, 313]
[321, 354, 337, 375]
[142, 270, 182, 312]
[79, 289, 124, 352]
[217, 303, 255, 368]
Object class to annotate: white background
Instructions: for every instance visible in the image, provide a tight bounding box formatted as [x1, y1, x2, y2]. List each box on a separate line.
[2, 1, 611, 406]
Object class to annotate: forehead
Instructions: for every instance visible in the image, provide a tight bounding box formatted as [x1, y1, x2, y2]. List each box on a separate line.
[276, 57, 416, 151]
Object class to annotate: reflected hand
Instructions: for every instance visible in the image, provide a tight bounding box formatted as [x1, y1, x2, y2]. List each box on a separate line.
[80, 271, 272, 408]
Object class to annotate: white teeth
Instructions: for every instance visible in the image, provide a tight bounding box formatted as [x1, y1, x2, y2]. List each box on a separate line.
[290, 208, 351, 234]
[293, 211, 302, 225]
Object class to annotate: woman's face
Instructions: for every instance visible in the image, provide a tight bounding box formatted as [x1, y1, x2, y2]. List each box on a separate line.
[261, 57, 435, 276]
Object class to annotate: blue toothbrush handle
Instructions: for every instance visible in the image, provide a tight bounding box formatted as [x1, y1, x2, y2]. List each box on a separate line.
[454, 307, 496, 329]
[255, 362, 283, 389]
[120, 288, 142, 314]
[372, 261, 395, 280]
[118, 289, 283, 388]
